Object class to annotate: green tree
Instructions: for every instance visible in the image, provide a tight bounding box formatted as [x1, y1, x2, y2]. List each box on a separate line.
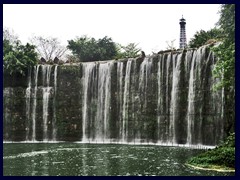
[3, 28, 38, 76]
[116, 43, 141, 59]
[212, 4, 235, 135]
[67, 35, 117, 62]
[188, 28, 222, 48]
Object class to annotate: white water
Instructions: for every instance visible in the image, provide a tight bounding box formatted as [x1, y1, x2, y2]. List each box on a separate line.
[31, 65, 40, 141]
[3, 88, 12, 140]
[95, 62, 113, 141]
[165, 54, 172, 141]
[170, 53, 182, 143]
[157, 54, 163, 142]
[42, 65, 53, 141]
[23, 65, 58, 141]
[186, 50, 197, 144]
[82, 62, 95, 141]
[139, 58, 153, 109]
[122, 60, 133, 141]
[42, 87, 52, 141]
[52, 65, 58, 141]
[25, 68, 32, 140]
[117, 61, 124, 140]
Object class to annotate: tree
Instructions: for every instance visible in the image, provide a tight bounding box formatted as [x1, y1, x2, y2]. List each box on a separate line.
[30, 36, 67, 61]
[165, 39, 176, 50]
[3, 27, 20, 45]
[3, 40, 38, 76]
[212, 4, 235, 135]
[116, 43, 142, 59]
[188, 28, 222, 48]
[98, 36, 118, 60]
[67, 35, 117, 62]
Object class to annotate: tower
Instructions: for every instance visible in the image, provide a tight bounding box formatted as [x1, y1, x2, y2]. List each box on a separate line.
[179, 16, 187, 49]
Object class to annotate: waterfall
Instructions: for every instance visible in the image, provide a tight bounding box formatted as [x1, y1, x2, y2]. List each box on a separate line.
[157, 54, 163, 142]
[42, 65, 52, 141]
[157, 54, 164, 142]
[31, 65, 40, 141]
[4, 46, 226, 147]
[137, 57, 153, 142]
[130, 59, 138, 142]
[52, 65, 58, 141]
[165, 54, 172, 143]
[122, 59, 132, 142]
[42, 87, 51, 141]
[25, 68, 32, 140]
[3, 88, 12, 141]
[82, 62, 96, 142]
[117, 61, 124, 140]
[170, 53, 182, 144]
[95, 62, 113, 142]
[24, 64, 58, 141]
[139, 58, 152, 110]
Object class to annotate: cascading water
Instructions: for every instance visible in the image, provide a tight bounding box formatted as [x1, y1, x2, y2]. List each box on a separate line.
[81, 61, 114, 142]
[3, 88, 12, 141]
[95, 62, 113, 142]
[157, 53, 172, 143]
[25, 68, 32, 140]
[136, 57, 153, 142]
[4, 46, 226, 147]
[82, 62, 96, 142]
[170, 53, 182, 144]
[16, 65, 58, 142]
[186, 49, 197, 145]
[31, 65, 40, 141]
[122, 59, 132, 142]
[117, 61, 124, 140]
[42, 65, 52, 141]
[52, 65, 58, 141]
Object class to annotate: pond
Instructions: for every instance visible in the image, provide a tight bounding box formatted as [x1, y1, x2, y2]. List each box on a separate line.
[3, 143, 234, 176]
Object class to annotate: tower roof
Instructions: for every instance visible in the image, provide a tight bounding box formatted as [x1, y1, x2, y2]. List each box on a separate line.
[180, 15, 186, 22]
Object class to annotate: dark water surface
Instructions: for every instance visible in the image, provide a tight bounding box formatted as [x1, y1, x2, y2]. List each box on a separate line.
[3, 143, 234, 176]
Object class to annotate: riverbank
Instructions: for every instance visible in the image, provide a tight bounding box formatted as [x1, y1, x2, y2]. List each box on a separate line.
[186, 163, 235, 172]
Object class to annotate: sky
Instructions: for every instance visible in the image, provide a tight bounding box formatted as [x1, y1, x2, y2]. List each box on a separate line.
[3, 4, 221, 55]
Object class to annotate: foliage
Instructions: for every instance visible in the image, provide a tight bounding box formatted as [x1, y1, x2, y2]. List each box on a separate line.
[67, 35, 117, 62]
[3, 27, 20, 45]
[212, 42, 235, 89]
[65, 54, 80, 63]
[4, 41, 38, 76]
[3, 28, 38, 76]
[219, 132, 235, 148]
[212, 4, 235, 135]
[187, 133, 235, 168]
[188, 28, 222, 48]
[187, 5, 235, 170]
[212, 4, 235, 89]
[217, 4, 235, 43]
[30, 36, 67, 61]
[116, 43, 141, 59]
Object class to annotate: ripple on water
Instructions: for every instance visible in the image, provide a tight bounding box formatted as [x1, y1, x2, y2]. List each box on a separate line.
[3, 150, 48, 159]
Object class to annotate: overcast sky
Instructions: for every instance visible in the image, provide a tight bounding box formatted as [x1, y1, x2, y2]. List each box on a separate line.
[3, 4, 220, 54]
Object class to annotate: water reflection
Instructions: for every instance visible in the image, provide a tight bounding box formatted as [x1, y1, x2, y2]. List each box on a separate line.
[3, 143, 234, 176]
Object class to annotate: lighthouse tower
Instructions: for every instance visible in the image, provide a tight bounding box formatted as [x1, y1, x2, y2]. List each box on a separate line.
[179, 16, 187, 49]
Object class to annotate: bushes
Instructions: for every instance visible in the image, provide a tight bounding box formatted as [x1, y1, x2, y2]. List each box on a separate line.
[187, 133, 235, 168]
